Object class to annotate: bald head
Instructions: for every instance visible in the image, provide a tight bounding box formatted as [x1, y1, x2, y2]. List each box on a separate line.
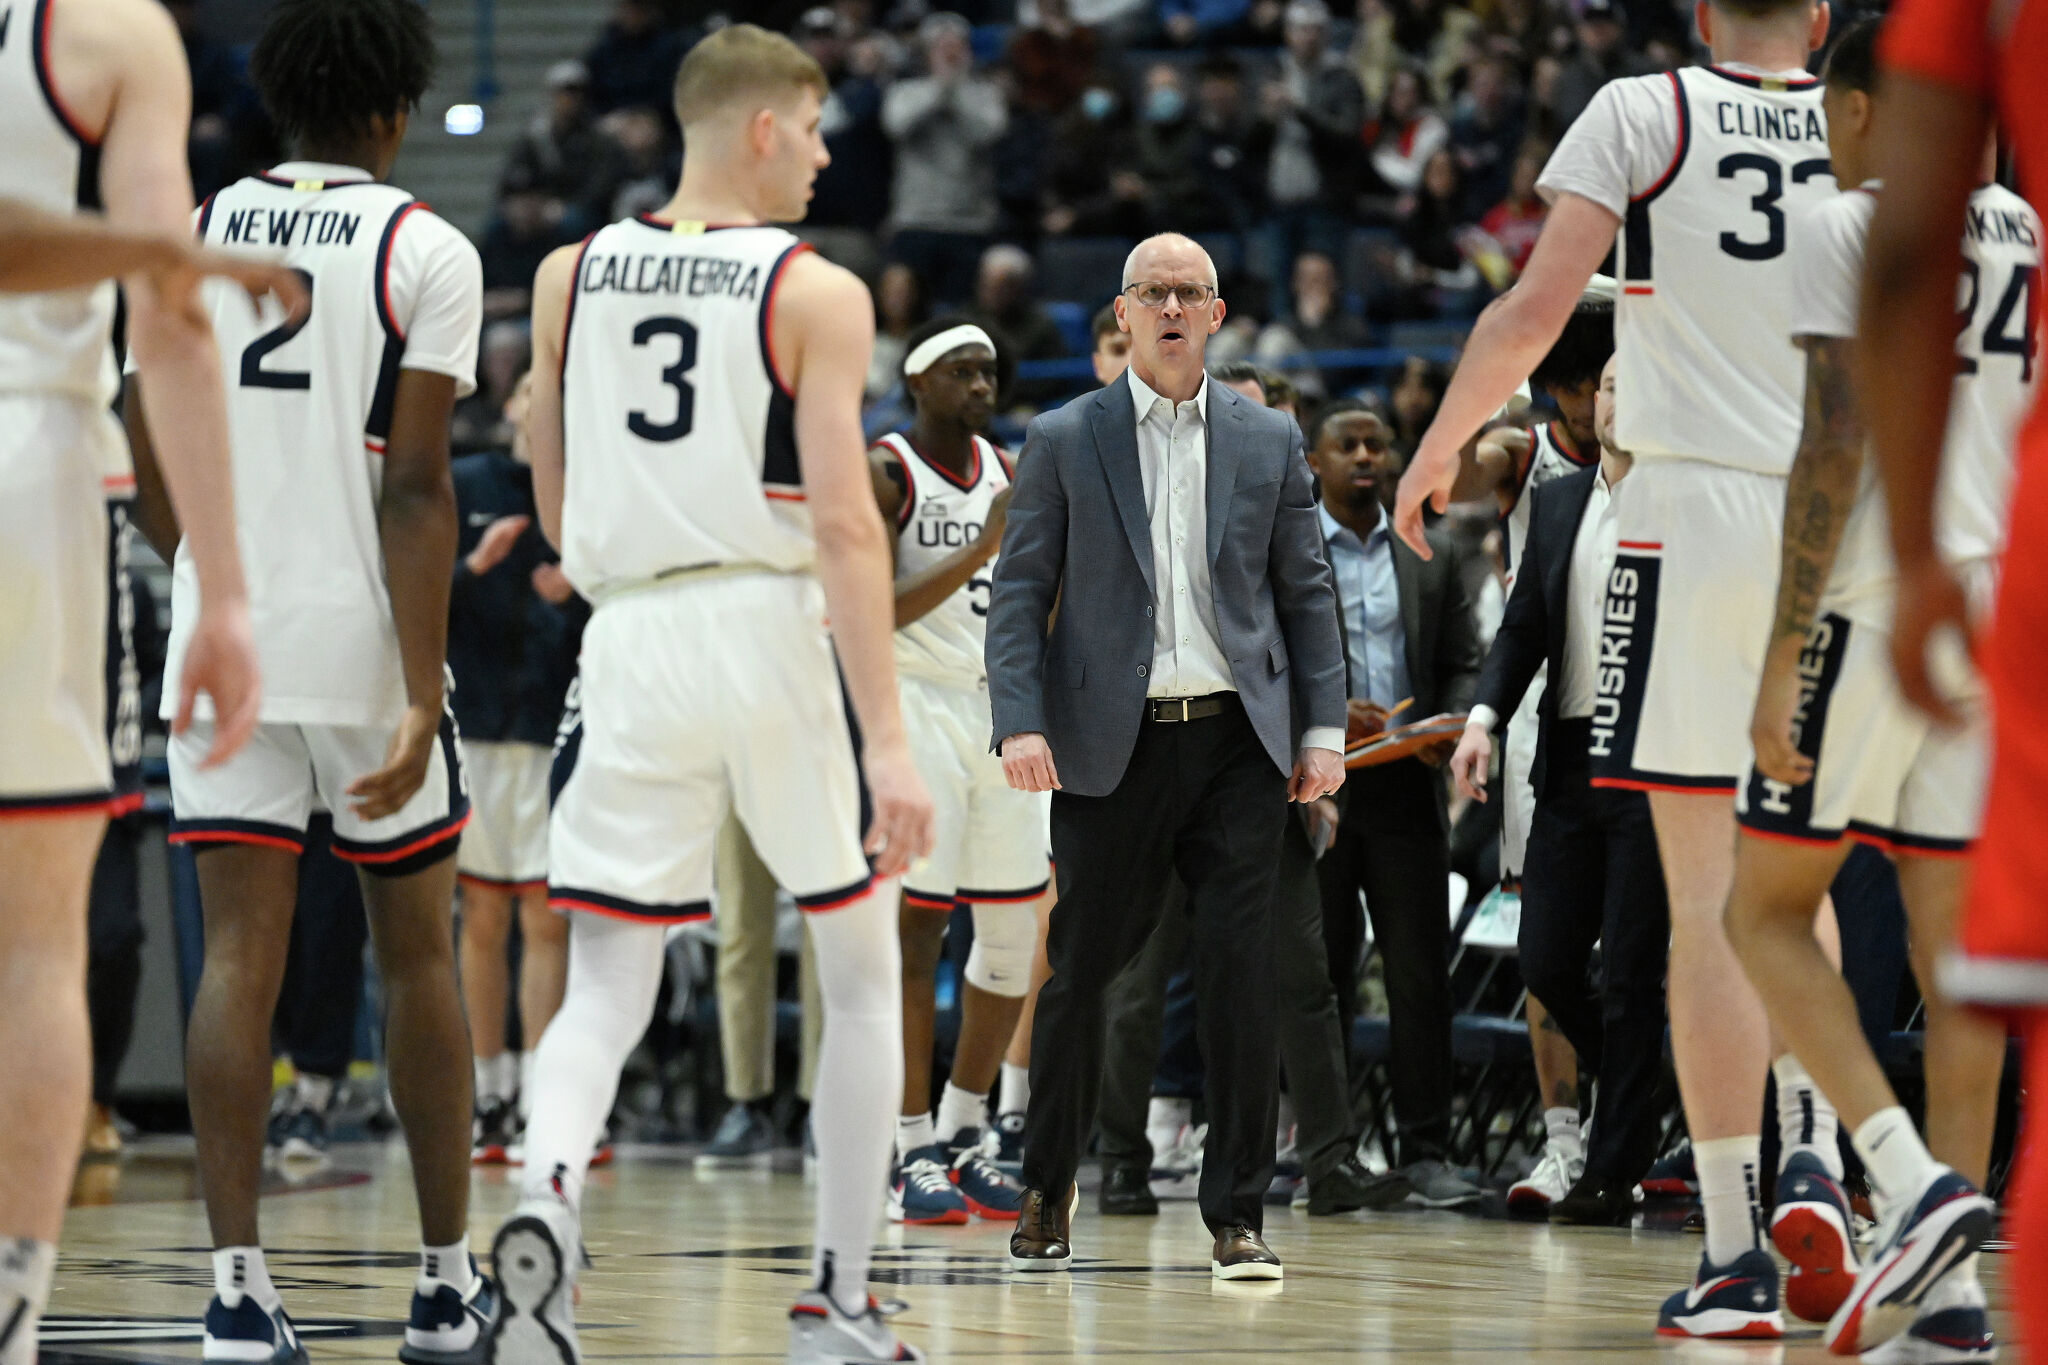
[1122, 233, 1218, 292]
[1115, 232, 1226, 401]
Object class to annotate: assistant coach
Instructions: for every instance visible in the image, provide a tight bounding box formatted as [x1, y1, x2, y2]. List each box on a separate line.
[985, 232, 1347, 1281]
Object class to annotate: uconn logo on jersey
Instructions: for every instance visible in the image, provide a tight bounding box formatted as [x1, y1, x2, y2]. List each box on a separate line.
[914, 500, 988, 549]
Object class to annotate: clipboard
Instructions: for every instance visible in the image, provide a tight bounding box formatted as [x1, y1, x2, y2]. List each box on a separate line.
[1343, 714, 1469, 769]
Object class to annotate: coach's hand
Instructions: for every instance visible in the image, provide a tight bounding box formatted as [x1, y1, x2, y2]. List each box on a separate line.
[1289, 746, 1344, 803]
[1750, 636, 1815, 787]
[1449, 722, 1491, 802]
[1001, 732, 1061, 793]
[467, 515, 531, 576]
[862, 738, 935, 878]
[1891, 557, 1971, 728]
[175, 595, 261, 768]
[347, 701, 439, 820]
[1395, 433, 1458, 558]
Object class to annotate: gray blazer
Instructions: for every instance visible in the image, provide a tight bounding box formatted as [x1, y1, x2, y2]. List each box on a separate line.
[984, 377, 1347, 797]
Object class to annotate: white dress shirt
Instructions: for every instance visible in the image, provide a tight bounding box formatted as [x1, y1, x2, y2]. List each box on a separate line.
[1127, 367, 1343, 755]
[1556, 465, 1620, 720]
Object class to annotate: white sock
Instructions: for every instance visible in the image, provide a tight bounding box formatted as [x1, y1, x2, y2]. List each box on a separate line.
[998, 1061, 1030, 1117]
[1773, 1054, 1842, 1177]
[211, 1246, 280, 1310]
[295, 1072, 334, 1115]
[1853, 1106, 1941, 1215]
[518, 914, 666, 1212]
[1694, 1136, 1763, 1265]
[0, 1239, 56, 1365]
[493, 1052, 520, 1101]
[1543, 1107, 1584, 1162]
[1146, 1096, 1191, 1156]
[935, 1081, 987, 1142]
[419, 1237, 474, 1295]
[517, 1052, 537, 1119]
[896, 1113, 936, 1160]
[805, 880, 904, 1317]
[474, 1055, 501, 1103]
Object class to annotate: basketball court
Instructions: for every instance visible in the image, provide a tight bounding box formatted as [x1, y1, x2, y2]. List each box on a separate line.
[44, 1144, 2015, 1363]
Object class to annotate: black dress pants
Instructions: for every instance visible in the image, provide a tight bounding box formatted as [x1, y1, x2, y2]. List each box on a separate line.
[1318, 756, 1455, 1164]
[1516, 718, 1671, 1185]
[1025, 699, 1288, 1233]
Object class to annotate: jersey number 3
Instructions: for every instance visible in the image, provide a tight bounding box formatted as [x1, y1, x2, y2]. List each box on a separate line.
[1717, 155, 1831, 261]
[629, 316, 697, 442]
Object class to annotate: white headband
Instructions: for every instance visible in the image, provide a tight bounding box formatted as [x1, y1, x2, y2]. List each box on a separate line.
[903, 324, 997, 377]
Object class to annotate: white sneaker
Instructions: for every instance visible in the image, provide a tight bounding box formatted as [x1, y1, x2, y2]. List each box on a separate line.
[787, 1258, 925, 1364]
[485, 1189, 580, 1365]
[1861, 1261, 1997, 1363]
[1507, 1145, 1583, 1217]
[1150, 1122, 1206, 1201]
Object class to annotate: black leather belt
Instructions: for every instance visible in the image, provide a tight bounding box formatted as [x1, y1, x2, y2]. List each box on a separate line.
[1147, 694, 1232, 723]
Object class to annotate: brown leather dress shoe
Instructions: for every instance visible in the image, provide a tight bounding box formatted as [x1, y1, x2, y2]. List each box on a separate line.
[1009, 1184, 1077, 1271]
[1210, 1225, 1283, 1281]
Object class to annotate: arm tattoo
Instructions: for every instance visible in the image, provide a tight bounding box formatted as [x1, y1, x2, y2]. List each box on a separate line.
[1772, 337, 1867, 645]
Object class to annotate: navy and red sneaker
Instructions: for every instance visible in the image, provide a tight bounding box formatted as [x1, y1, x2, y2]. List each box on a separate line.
[1826, 1168, 1995, 1357]
[1655, 1248, 1784, 1340]
[1861, 1266, 1997, 1363]
[1640, 1139, 1698, 1199]
[945, 1129, 1024, 1220]
[1772, 1150, 1860, 1323]
[887, 1146, 970, 1225]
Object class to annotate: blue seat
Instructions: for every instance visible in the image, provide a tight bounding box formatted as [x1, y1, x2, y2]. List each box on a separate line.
[1044, 299, 1093, 356]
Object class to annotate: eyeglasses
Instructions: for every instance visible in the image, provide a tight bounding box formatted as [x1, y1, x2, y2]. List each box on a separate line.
[1123, 281, 1215, 309]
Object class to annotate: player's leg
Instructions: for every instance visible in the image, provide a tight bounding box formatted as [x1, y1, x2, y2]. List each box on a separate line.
[2008, 1013, 2048, 1360]
[515, 893, 568, 1065]
[0, 811, 107, 1365]
[892, 890, 970, 1225]
[459, 881, 517, 1155]
[1896, 856, 2000, 1185]
[939, 897, 1036, 1217]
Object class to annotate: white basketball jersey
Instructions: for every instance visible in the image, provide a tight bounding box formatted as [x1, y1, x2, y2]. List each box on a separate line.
[160, 164, 482, 726]
[559, 217, 817, 596]
[1501, 420, 1598, 587]
[882, 431, 1011, 688]
[1797, 183, 2040, 626]
[0, 0, 115, 405]
[1552, 67, 1833, 475]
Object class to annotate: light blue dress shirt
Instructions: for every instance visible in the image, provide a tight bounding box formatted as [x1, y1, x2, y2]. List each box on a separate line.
[1319, 504, 1411, 705]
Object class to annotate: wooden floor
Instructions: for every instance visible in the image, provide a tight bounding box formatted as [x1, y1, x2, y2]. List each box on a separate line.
[46, 1141, 2014, 1364]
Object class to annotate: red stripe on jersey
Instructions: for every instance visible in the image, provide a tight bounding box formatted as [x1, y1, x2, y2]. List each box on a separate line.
[1624, 286, 1655, 296]
[1617, 540, 1664, 550]
[559, 232, 597, 374]
[334, 811, 469, 865]
[1630, 72, 1687, 204]
[764, 486, 807, 502]
[760, 242, 816, 399]
[169, 828, 304, 852]
[33, 0, 96, 146]
[375, 202, 432, 342]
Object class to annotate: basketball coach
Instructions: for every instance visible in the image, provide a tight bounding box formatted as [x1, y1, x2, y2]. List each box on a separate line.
[985, 232, 1347, 1280]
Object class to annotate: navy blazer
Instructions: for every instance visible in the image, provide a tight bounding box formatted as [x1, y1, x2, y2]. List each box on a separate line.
[984, 377, 1347, 797]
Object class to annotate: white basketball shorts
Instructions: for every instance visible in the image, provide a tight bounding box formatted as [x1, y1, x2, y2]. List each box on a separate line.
[1590, 457, 1786, 794]
[458, 739, 553, 888]
[0, 395, 118, 814]
[1736, 611, 1985, 857]
[169, 710, 469, 873]
[899, 673, 1052, 911]
[547, 572, 873, 924]
[1499, 667, 1545, 883]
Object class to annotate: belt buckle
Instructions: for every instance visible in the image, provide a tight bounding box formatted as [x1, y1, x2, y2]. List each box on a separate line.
[1163, 697, 1191, 723]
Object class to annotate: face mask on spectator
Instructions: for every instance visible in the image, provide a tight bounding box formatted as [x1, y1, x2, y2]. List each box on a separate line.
[1081, 87, 1115, 121]
[1143, 87, 1187, 124]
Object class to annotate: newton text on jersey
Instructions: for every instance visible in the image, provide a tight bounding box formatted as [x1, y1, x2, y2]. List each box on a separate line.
[579, 251, 763, 301]
[218, 209, 361, 248]
[1714, 100, 1824, 143]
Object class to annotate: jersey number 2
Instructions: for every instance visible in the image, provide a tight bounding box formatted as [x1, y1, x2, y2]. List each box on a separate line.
[629, 316, 697, 442]
[1717, 155, 1831, 261]
[239, 269, 316, 390]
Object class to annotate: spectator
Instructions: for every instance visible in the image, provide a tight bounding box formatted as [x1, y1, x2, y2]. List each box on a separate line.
[802, 10, 895, 233]
[1039, 83, 1147, 239]
[167, 0, 272, 198]
[1160, 0, 1255, 47]
[1352, 0, 1484, 107]
[499, 61, 622, 238]
[1388, 354, 1448, 456]
[1212, 358, 1268, 405]
[1479, 140, 1551, 277]
[868, 262, 930, 400]
[1133, 64, 1204, 230]
[1263, 250, 1371, 362]
[1020, 0, 1153, 44]
[883, 12, 1008, 304]
[603, 107, 678, 222]
[1090, 302, 1131, 383]
[1391, 149, 1487, 317]
[1007, 0, 1101, 118]
[966, 244, 1068, 403]
[583, 0, 687, 116]
[1549, 0, 1649, 131]
[1259, 367, 1302, 420]
[1449, 54, 1527, 219]
[1367, 65, 1453, 202]
[1251, 0, 1366, 318]
[1183, 56, 1265, 232]
[479, 188, 572, 323]
[452, 321, 532, 455]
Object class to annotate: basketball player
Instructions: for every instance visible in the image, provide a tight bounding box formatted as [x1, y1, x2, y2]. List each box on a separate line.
[1395, 0, 1835, 1336]
[0, 0, 300, 1354]
[868, 317, 1043, 1227]
[1724, 20, 2015, 1355]
[486, 25, 934, 1365]
[124, 3, 492, 1361]
[1848, 0, 2048, 1351]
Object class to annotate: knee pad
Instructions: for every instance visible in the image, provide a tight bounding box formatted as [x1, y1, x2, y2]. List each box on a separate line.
[964, 900, 1038, 998]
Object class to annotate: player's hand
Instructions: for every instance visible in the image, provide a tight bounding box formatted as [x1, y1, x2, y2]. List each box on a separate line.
[1449, 722, 1491, 801]
[531, 561, 574, 605]
[1290, 746, 1344, 802]
[466, 515, 530, 576]
[346, 702, 439, 820]
[1346, 698, 1390, 742]
[1395, 434, 1459, 558]
[173, 595, 261, 768]
[146, 245, 308, 325]
[1001, 732, 1060, 792]
[1750, 635, 1815, 786]
[860, 738, 934, 878]
[1890, 556, 1972, 728]
[977, 485, 1014, 554]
